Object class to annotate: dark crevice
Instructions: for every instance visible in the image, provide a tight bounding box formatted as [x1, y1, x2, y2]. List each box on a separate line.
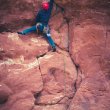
[34, 91, 43, 105]
[36, 53, 47, 59]
[65, 18, 83, 93]
[66, 55, 83, 110]
[34, 53, 48, 105]
[63, 15, 83, 110]
[34, 91, 42, 99]
[73, 65, 80, 91]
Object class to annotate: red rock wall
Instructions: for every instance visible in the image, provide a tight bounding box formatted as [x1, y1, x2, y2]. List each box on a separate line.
[0, 0, 110, 110]
[67, 1, 110, 110]
[0, 0, 40, 32]
[69, 19, 110, 110]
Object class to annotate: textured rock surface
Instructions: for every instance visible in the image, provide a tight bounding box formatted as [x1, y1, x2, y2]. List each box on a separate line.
[0, 32, 77, 110]
[67, 1, 110, 110]
[0, 0, 110, 110]
[69, 20, 110, 110]
[0, 0, 40, 32]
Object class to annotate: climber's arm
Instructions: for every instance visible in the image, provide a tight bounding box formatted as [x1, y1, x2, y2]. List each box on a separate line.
[48, 0, 54, 12]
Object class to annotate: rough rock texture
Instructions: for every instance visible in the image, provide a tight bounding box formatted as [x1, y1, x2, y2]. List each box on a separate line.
[0, 0, 40, 32]
[0, 0, 110, 110]
[0, 31, 77, 110]
[69, 23, 110, 110]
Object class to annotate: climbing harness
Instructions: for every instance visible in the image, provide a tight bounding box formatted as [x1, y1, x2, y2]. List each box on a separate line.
[36, 23, 50, 34]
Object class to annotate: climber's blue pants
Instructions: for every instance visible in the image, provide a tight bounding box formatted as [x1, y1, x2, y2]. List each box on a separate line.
[22, 25, 56, 48]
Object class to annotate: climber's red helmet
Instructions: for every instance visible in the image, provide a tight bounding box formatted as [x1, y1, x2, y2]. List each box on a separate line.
[42, 2, 49, 10]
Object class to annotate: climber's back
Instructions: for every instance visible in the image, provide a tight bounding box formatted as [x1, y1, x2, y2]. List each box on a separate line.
[36, 0, 54, 25]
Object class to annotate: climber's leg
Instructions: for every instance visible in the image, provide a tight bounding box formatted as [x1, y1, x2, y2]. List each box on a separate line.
[17, 25, 37, 35]
[43, 31, 56, 52]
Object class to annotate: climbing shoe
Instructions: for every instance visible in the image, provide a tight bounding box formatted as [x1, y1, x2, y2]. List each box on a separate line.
[52, 47, 56, 52]
[17, 32, 25, 35]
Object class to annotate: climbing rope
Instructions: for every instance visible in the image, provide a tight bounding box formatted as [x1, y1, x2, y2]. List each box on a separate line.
[62, 52, 67, 96]
[52, 2, 71, 97]
[62, 19, 70, 96]
[56, 7, 70, 96]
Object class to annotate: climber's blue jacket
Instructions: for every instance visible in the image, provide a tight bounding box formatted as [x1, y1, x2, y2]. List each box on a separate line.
[36, 0, 54, 25]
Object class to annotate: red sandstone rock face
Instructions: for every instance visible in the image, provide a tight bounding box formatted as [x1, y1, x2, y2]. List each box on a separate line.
[68, 13, 110, 110]
[0, 32, 77, 110]
[0, 0, 110, 110]
[0, 32, 49, 59]
[0, 0, 40, 32]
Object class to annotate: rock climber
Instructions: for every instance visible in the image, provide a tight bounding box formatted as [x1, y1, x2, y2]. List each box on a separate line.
[17, 0, 62, 52]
